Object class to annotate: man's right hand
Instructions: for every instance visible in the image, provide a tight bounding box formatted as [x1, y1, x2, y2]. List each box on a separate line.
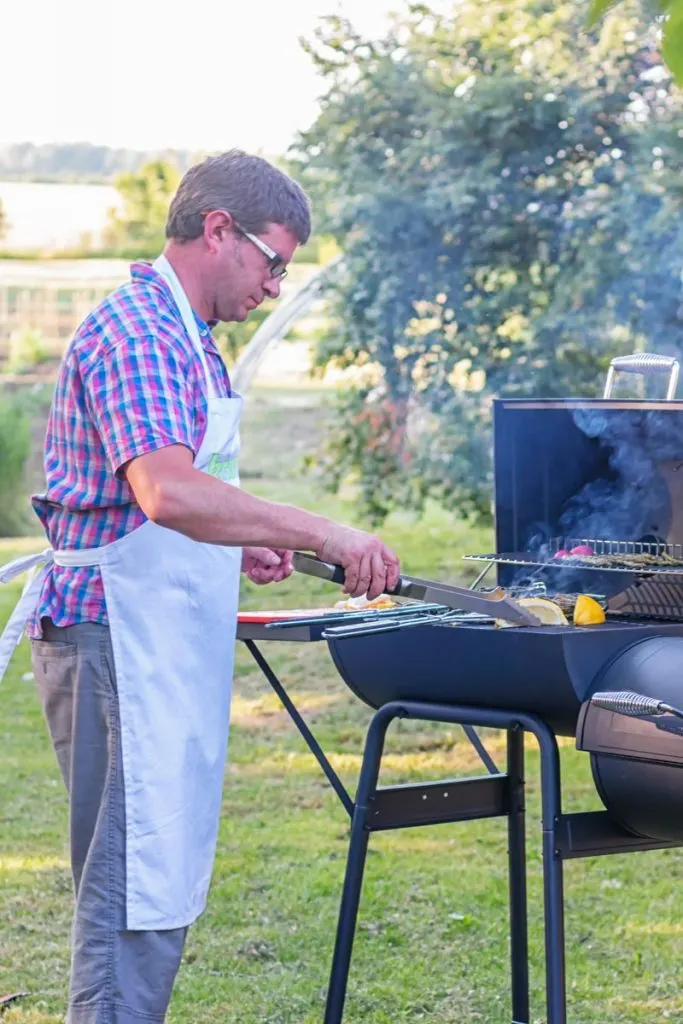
[124, 446, 401, 594]
[317, 526, 400, 600]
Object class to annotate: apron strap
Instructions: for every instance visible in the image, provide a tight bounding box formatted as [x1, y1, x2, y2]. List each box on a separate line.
[153, 254, 217, 401]
[53, 546, 106, 568]
[0, 550, 53, 682]
[0, 542, 123, 685]
[0, 548, 52, 584]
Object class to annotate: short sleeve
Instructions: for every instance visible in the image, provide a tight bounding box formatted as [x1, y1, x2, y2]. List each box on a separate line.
[82, 334, 199, 477]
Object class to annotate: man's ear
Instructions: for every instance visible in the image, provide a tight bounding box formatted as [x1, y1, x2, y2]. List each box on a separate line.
[203, 210, 234, 255]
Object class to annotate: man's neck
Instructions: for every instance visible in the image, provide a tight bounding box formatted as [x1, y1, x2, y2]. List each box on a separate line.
[162, 242, 213, 322]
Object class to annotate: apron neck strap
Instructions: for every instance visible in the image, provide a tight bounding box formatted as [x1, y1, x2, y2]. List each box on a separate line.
[153, 254, 217, 400]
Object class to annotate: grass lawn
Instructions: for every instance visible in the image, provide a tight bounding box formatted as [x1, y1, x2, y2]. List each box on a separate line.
[1, 387, 682, 1023]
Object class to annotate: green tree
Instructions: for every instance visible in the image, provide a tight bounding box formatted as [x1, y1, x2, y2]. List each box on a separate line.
[104, 159, 181, 255]
[292, 0, 683, 523]
[0, 197, 7, 242]
[589, 0, 683, 83]
[0, 390, 32, 536]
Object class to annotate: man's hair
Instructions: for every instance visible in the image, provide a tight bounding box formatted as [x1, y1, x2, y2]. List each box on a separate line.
[165, 149, 311, 244]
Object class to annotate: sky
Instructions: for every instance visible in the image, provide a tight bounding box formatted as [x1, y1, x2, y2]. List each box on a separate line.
[1, 0, 400, 155]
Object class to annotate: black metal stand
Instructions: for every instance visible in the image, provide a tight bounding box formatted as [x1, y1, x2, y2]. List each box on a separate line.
[241, 637, 679, 1024]
[322, 701, 561, 1024]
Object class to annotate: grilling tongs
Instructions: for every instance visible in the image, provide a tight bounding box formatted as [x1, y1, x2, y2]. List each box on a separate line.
[292, 553, 542, 627]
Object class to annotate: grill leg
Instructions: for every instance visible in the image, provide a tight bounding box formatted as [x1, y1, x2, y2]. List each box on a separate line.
[324, 706, 396, 1024]
[542, 830, 566, 1023]
[537, 729, 567, 1024]
[324, 806, 371, 1024]
[507, 726, 529, 1024]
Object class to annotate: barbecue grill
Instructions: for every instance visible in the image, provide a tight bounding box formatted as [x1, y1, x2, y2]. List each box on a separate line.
[238, 353, 683, 1024]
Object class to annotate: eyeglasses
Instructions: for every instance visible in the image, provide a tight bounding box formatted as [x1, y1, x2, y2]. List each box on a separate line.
[233, 222, 288, 280]
[201, 210, 289, 279]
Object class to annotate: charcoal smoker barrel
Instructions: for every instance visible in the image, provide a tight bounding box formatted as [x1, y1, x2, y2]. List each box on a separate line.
[326, 620, 683, 736]
[330, 625, 683, 843]
[578, 635, 683, 842]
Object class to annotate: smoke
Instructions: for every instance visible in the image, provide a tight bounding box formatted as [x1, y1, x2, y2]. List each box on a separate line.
[557, 408, 683, 542]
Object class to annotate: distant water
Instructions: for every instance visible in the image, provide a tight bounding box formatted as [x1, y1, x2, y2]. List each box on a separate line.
[0, 181, 122, 250]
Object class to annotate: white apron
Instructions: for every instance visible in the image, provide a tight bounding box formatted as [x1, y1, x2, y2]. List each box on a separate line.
[0, 254, 243, 929]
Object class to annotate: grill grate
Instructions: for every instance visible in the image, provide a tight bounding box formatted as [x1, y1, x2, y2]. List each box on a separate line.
[464, 538, 683, 575]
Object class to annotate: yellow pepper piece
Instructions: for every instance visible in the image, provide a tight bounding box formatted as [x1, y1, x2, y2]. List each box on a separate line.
[573, 594, 606, 626]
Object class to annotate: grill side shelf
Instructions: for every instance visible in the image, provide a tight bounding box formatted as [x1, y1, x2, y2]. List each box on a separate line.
[237, 621, 328, 642]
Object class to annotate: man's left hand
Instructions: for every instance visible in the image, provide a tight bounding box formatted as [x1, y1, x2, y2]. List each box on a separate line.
[241, 547, 294, 585]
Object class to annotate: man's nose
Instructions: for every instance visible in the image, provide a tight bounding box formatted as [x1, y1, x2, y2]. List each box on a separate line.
[263, 276, 282, 299]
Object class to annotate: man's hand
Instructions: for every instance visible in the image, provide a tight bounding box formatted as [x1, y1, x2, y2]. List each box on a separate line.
[242, 547, 293, 585]
[318, 526, 400, 600]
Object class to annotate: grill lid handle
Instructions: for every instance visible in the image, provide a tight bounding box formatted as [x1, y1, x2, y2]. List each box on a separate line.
[603, 353, 680, 400]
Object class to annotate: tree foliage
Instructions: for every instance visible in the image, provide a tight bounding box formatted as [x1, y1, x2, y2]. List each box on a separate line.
[292, 0, 683, 524]
[0, 390, 32, 536]
[104, 160, 181, 255]
[589, 0, 683, 83]
[0, 198, 7, 243]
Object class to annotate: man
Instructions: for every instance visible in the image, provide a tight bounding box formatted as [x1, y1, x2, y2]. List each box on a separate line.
[0, 150, 399, 1023]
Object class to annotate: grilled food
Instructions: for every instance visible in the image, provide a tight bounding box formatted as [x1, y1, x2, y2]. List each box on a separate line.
[573, 594, 606, 626]
[556, 552, 683, 569]
[334, 595, 398, 611]
[496, 596, 569, 629]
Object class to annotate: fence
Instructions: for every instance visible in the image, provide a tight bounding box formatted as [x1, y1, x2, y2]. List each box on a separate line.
[0, 258, 340, 388]
[0, 259, 130, 362]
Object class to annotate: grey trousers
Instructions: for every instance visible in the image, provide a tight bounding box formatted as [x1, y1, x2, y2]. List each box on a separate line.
[31, 620, 188, 1024]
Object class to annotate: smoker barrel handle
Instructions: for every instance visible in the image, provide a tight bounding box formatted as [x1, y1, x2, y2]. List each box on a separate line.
[591, 690, 683, 720]
[603, 353, 680, 400]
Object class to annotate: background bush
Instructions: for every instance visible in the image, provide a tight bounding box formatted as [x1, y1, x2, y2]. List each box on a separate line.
[0, 389, 33, 536]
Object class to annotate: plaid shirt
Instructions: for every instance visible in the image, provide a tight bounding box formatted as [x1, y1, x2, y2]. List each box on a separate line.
[29, 261, 232, 638]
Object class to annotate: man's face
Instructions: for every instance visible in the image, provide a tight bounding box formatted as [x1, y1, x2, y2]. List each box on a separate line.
[211, 219, 298, 323]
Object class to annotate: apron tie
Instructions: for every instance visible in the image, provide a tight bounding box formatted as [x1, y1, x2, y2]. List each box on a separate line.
[0, 548, 53, 681]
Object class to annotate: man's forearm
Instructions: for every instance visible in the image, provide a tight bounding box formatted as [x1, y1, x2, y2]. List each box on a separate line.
[150, 465, 330, 552]
[124, 445, 399, 599]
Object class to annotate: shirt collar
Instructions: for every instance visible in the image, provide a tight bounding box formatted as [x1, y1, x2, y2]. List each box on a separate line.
[131, 261, 218, 343]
